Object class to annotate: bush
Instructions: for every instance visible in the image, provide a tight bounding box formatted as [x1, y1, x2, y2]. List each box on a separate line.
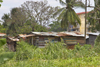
[0, 52, 15, 64]
[15, 41, 35, 60]
[73, 44, 97, 58]
[94, 35, 100, 53]
[0, 38, 6, 47]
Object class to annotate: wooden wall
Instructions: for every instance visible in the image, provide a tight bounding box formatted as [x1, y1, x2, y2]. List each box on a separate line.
[6, 38, 16, 51]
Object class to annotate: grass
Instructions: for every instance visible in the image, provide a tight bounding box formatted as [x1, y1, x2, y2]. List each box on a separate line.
[0, 40, 100, 67]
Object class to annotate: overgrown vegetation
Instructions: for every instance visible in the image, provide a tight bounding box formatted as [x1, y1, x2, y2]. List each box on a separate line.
[0, 38, 6, 47]
[0, 38, 100, 67]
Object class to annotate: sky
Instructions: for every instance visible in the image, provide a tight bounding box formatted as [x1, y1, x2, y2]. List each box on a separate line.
[0, 0, 94, 22]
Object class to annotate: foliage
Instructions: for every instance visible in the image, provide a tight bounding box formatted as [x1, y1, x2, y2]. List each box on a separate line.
[15, 41, 35, 60]
[53, 0, 84, 31]
[94, 35, 100, 53]
[1, 1, 59, 36]
[0, 38, 6, 47]
[0, 40, 100, 67]
[0, 52, 14, 65]
[0, 24, 6, 33]
[0, 0, 3, 7]
[34, 24, 48, 32]
[87, 0, 100, 32]
[21, 1, 58, 26]
[49, 21, 67, 32]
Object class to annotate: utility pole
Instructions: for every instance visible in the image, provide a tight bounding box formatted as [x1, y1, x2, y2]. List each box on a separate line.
[84, 0, 87, 44]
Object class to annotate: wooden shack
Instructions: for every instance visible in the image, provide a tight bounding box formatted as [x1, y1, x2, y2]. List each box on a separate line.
[6, 37, 19, 51]
[28, 32, 87, 49]
[58, 32, 86, 49]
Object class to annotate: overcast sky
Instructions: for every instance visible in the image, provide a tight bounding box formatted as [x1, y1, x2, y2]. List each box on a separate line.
[0, 0, 94, 21]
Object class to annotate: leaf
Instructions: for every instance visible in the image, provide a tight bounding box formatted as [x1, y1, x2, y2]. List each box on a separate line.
[53, 8, 65, 18]
[59, 0, 66, 6]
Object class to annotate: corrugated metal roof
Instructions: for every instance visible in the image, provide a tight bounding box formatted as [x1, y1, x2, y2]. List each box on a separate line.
[87, 32, 100, 36]
[32, 32, 89, 39]
[8, 37, 19, 41]
[0, 33, 6, 37]
[19, 34, 35, 38]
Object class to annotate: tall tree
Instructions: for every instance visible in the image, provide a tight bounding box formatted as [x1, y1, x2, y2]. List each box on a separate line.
[21, 1, 58, 26]
[54, 0, 84, 31]
[2, 14, 10, 27]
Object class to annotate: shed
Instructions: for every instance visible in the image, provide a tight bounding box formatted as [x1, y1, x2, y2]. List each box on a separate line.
[28, 32, 88, 49]
[6, 37, 19, 51]
[87, 32, 100, 45]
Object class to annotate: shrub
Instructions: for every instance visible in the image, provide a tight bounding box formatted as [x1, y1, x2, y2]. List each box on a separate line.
[15, 41, 35, 60]
[0, 38, 6, 47]
[73, 44, 97, 58]
[94, 35, 100, 53]
[0, 52, 15, 64]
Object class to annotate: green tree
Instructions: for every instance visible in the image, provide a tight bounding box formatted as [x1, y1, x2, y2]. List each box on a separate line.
[49, 21, 67, 32]
[0, 24, 6, 33]
[88, 0, 100, 32]
[54, 0, 84, 31]
[2, 14, 10, 28]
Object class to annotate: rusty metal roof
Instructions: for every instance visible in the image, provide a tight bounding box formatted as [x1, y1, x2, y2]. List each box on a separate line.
[8, 37, 19, 41]
[18, 34, 35, 38]
[31, 32, 89, 39]
[0, 33, 6, 37]
[87, 32, 100, 36]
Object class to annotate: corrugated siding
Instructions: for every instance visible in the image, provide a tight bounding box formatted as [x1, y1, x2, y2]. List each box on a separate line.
[89, 35, 97, 45]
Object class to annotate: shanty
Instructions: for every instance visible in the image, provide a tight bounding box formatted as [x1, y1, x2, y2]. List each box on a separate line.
[6, 37, 19, 51]
[18, 32, 89, 49]
[87, 32, 100, 46]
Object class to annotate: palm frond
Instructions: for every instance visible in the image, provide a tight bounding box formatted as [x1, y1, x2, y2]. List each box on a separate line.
[59, 0, 66, 6]
[61, 11, 68, 28]
[53, 8, 65, 18]
[73, 1, 85, 8]
[57, 9, 66, 21]
[66, 0, 70, 3]
[72, 9, 81, 26]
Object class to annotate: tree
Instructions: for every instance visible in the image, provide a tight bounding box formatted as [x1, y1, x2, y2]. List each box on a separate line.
[2, 6, 49, 36]
[0, 24, 6, 33]
[49, 21, 67, 32]
[2, 14, 10, 27]
[21, 1, 58, 26]
[54, 0, 84, 31]
[88, 0, 100, 32]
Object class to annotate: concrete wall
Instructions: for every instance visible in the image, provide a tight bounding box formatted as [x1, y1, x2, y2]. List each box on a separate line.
[78, 14, 89, 34]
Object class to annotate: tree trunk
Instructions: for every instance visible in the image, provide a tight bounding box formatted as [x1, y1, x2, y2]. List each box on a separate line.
[67, 23, 71, 32]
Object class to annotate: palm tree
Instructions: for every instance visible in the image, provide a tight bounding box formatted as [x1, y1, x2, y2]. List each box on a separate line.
[54, 0, 84, 31]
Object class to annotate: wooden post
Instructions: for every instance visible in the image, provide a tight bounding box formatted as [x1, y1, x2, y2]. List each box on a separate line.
[32, 36, 33, 45]
[85, 0, 87, 44]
